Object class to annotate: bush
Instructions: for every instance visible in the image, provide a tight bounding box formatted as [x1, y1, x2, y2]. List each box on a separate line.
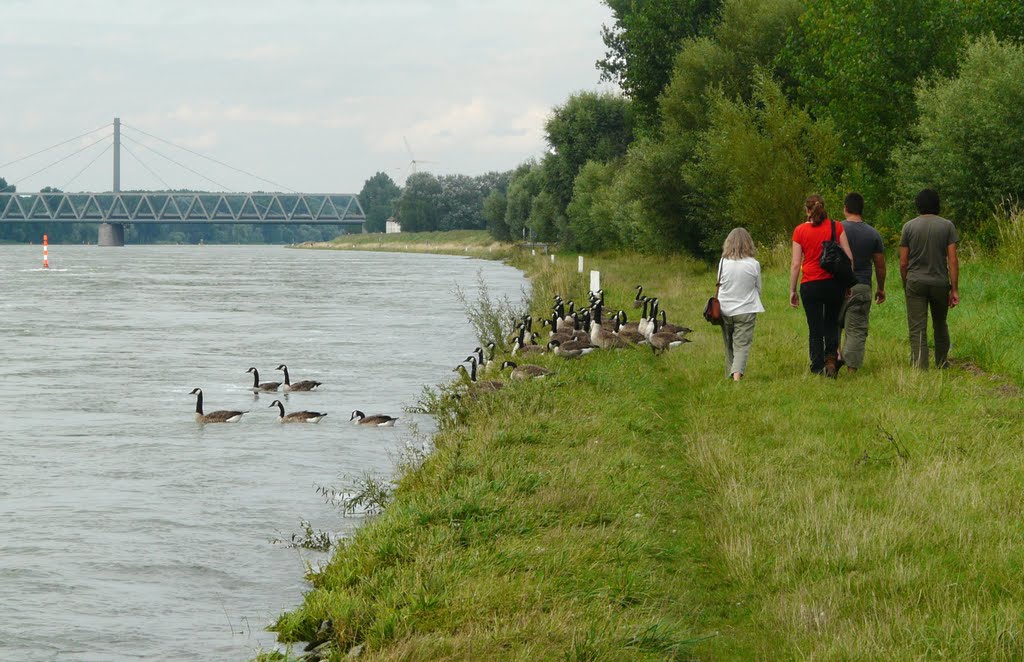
[893, 36, 1024, 236]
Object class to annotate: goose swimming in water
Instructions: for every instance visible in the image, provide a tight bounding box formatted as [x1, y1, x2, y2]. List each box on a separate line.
[349, 410, 399, 427]
[246, 367, 281, 392]
[268, 399, 327, 423]
[189, 388, 247, 424]
[276, 364, 322, 392]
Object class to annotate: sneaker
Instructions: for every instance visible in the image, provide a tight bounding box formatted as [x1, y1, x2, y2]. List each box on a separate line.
[824, 356, 838, 379]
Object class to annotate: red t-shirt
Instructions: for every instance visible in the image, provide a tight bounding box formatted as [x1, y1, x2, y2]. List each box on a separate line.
[792, 219, 844, 284]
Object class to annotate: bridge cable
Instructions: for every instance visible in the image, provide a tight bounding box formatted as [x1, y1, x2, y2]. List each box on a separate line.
[120, 133, 231, 191]
[120, 123, 297, 193]
[61, 143, 113, 191]
[119, 141, 171, 190]
[0, 122, 111, 173]
[12, 133, 113, 186]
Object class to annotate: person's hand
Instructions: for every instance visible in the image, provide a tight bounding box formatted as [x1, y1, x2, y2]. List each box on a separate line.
[949, 289, 960, 308]
[875, 289, 886, 304]
[845, 288, 853, 300]
[789, 291, 799, 308]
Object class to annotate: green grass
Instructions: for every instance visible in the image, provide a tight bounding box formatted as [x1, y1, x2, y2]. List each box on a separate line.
[264, 246, 1024, 660]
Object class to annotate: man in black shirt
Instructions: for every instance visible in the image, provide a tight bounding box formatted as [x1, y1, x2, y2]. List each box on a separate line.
[839, 192, 886, 373]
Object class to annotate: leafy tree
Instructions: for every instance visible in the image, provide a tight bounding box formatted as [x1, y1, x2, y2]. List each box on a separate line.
[503, 162, 543, 240]
[779, 0, 963, 179]
[482, 190, 510, 241]
[358, 172, 401, 233]
[437, 174, 487, 231]
[543, 91, 635, 213]
[893, 36, 1024, 234]
[397, 172, 443, 232]
[597, 0, 723, 128]
[685, 72, 841, 253]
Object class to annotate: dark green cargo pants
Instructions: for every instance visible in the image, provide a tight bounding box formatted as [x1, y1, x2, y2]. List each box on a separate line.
[905, 280, 951, 369]
[840, 284, 872, 369]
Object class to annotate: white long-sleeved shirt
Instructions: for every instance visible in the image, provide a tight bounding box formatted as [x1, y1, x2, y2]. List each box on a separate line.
[717, 257, 764, 316]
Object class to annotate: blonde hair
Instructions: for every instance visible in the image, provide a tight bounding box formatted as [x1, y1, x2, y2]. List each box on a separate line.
[722, 227, 756, 260]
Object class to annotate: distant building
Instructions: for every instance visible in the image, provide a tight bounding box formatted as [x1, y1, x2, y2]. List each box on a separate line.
[385, 216, 401, 234]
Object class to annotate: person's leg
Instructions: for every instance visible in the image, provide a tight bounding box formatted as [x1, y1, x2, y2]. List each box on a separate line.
[721, 315, 735, 379]
[822, 280, 844, 376]
[929, 284, 952, 368]
[801, 281, 825, 374]
[730, 313, 756, 379]
[905, 280, 930, 369]
[842, 283, 872, 371]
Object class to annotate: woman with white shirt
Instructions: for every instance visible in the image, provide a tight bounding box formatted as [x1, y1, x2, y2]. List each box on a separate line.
[717, 227, 765, 381]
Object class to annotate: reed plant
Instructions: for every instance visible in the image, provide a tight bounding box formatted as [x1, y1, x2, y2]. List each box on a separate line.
[264, 244, 1024, 660]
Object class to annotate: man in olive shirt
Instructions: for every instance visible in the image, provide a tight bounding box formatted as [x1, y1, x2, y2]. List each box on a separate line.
[899, 189, 960, 369]
[840, 192, 886, 373]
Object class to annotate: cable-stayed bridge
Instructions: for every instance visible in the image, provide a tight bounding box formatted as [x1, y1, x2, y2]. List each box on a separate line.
[0, 118, 366, 245]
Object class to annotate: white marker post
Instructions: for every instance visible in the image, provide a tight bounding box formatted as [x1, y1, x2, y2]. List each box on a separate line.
[577, 255, 584, 273]
[532, 249, 536, 256]
[590, 270, 601, 294]
[550, 254, 555, 263]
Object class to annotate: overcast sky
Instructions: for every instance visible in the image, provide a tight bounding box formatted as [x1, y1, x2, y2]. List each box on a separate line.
[0, 0, 616, 194]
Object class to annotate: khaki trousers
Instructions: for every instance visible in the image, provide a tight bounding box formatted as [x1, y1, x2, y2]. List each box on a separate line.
[721, 313, 757, 377]
[840, 283, 872, 369]
[905, 280, 951, 369]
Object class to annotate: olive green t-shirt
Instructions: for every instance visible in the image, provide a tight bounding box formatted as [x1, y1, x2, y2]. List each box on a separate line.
[899, 215, 959, 287]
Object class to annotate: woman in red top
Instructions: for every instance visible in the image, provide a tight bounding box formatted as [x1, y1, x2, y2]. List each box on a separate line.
[789, 194, 854, 377]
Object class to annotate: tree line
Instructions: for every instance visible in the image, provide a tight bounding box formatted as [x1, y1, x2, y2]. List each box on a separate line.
[480, 0, 1024, 256]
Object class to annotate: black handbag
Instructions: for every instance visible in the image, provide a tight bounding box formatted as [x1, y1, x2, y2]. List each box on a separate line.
[703, 259, 724, 326]
[819, 220, 857, 288]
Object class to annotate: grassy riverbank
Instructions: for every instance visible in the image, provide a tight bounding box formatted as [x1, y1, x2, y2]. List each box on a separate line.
[266, 242, 1024, 660]
[298, 230, 516, 259]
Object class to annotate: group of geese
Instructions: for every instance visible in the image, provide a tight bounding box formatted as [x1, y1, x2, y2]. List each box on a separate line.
[451, 285, 693, 394]
[188, 364, 398, 427]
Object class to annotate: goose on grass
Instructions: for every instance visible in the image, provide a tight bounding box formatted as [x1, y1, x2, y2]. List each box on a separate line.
[246, 367, 281, 392]
[269, 399, 327, 423]
[276, 364, 322, 392]
[189, 388, 247, 424]
[349, 410, 399, 427]
[500, 360, 551, 379]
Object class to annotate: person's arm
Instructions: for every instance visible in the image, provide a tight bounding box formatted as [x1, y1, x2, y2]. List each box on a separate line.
[839, 231, 854, 262]
[899, 247, 909, 288]
[755, 262, 763, 295]
[789, 241, 802, 308]
[873, 252, 886, 304]
[948, 243, 959, 307]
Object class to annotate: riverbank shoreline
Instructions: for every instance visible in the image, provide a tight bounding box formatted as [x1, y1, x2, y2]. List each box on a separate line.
[294, 229, 518, 260]
[264, 234, 1024, 660]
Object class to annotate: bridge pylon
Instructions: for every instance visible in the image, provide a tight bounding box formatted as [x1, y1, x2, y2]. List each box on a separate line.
[99, 117, 125, 246]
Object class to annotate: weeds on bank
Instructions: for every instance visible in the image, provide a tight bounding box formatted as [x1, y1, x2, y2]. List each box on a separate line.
[453, 269, 526, 352]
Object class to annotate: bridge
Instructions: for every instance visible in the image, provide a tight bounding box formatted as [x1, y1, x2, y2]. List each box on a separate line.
[0, 118, 366, 245]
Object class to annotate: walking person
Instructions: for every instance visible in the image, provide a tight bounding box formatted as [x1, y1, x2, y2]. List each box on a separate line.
[900, 189, 959, 369]
[839, 192, 886, 373]
[717, 228, 764, 381]
[789, 194, 854, 377]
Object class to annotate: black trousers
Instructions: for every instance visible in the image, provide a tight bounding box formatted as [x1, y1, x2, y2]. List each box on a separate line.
[800, 278, 845, 373]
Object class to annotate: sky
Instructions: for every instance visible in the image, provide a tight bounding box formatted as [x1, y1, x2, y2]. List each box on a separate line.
[0, 0, 617, 194]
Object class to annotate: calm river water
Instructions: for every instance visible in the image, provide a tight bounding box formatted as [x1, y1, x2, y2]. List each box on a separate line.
[0, 244, 527, 661]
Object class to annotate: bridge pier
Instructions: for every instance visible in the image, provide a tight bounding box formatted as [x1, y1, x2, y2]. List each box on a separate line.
[98, 223, 125, 247]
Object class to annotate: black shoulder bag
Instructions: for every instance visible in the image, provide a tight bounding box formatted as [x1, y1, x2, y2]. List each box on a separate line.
[819, 221, 857, 288]
[703, 259, 723, 326]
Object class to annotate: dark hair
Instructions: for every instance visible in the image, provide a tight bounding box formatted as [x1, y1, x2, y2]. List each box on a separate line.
[844, 192, 865, 216]
[915, 189, 940, 215]
[804, 194, 827, 226]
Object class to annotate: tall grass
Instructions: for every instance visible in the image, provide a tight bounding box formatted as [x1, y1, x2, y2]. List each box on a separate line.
[264, 243, 1024, 660]
[995, 202, 1024, 270]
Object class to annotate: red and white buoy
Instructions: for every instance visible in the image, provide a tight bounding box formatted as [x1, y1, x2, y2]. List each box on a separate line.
[43, 234, 49, 269]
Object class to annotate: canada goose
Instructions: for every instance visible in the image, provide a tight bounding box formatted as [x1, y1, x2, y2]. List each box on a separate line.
[246, 367, 281, 392]
[590, 318, 630, 349]
[453, 359, 504, 392]
[512, 336, 546, 356]
[276, 364, 322, 392]
[613, 316, 646, 344]
[349, 410, 398, 427]
[646, 317, 692, 354]
[189, 388, 247, 424]
[500, 360, 551, 379]
[548, 339, 596, 358]
[656, 308, 693, 336]
[632, 285, 645, 308]
[268, 399, 327, 423]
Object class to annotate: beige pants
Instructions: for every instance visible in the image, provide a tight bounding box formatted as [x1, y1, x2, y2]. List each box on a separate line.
[721, 313, 757, 377]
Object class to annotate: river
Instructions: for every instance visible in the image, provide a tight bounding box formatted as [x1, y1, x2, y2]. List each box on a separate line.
[0, 244, 527, 661]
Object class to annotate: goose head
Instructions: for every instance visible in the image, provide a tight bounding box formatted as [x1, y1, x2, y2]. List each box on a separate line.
[500, 360, 517, 371]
